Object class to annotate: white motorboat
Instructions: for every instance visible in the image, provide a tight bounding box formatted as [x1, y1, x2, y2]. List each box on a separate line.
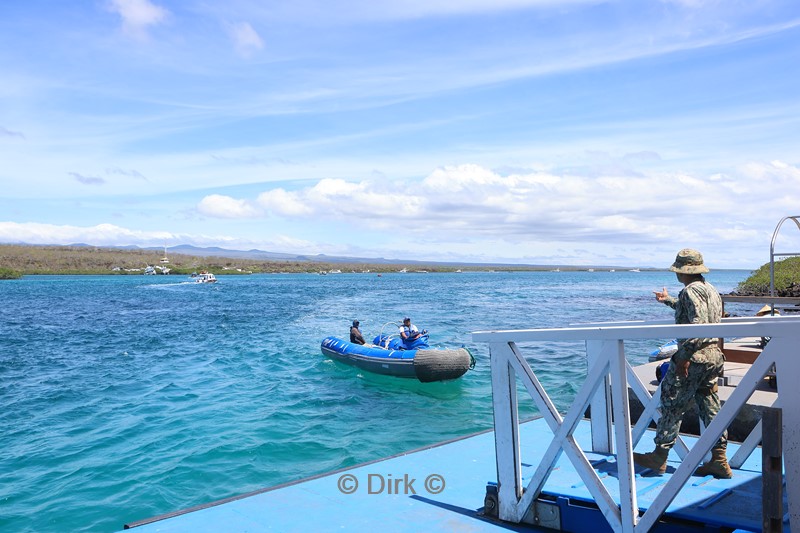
[191, 271, 217, 283]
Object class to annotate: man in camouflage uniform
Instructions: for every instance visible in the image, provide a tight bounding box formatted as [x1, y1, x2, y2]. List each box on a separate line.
[633, 249, 732, 478]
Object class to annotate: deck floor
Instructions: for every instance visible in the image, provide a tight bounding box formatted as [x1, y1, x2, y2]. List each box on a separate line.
[122, 418, 787, 532]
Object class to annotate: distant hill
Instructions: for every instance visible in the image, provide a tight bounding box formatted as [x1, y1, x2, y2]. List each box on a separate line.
[126, 244, 534, 267]
[65, 242, 396, 263]
[168, 244, 305, 262]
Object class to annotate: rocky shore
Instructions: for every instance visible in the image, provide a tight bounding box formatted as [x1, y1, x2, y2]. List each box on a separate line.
[732, 284, 800, 298]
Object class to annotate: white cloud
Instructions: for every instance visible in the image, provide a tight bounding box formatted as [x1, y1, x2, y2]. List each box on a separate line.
[107, 0, 168, 38]
[740, 160, 800, 183]
[257, 188, 314, 216]
[197, 194, 260, 218]
[424, 164, 505, 193]
[0, 221, 332, 257]
[226, 21, 265, 57]
[191, 161, 800, 255]
[0, 222, 170, 246]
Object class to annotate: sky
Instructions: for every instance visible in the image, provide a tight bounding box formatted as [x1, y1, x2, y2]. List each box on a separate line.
[2, 0, 800, 269]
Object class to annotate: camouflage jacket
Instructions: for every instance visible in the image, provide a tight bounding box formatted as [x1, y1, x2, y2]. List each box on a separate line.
[661, 279, 722, 362]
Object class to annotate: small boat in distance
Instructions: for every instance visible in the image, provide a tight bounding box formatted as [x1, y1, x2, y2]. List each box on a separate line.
[190, 271, 217, 283]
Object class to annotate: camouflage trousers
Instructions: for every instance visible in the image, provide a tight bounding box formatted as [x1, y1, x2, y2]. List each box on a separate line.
[654, 345, 727, 451]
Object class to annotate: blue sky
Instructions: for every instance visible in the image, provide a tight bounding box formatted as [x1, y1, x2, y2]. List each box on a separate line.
[2, 0, 800, 269]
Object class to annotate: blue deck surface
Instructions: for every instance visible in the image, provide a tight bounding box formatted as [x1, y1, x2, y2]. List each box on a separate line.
[122, 418, 787, 532]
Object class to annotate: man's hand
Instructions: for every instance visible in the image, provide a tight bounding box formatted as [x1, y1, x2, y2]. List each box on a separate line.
[677, 359, 690, 378]
[654, 287, 670, 302]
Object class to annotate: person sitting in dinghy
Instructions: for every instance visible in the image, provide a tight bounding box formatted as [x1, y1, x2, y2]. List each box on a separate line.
[350, 320, 366, 345]
[400, 317, 420, 342]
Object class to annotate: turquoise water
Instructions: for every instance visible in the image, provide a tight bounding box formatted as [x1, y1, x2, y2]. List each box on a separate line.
[0, 270, 754, 532]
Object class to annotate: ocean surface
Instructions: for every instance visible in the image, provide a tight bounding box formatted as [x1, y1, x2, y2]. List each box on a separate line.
[0, 269, 757, 532]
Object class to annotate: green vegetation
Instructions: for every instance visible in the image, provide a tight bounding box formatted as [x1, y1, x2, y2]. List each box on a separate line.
[736, 256, 800, 296]
[0, 244, 339, 275]
[0, 266, 22, 279]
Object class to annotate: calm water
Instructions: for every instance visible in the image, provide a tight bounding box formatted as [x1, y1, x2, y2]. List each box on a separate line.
[0, 270, 754, 532]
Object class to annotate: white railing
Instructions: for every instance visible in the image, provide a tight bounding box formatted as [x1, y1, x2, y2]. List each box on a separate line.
[473, 316, 800, 532]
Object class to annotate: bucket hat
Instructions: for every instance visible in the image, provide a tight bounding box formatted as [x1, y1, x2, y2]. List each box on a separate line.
[756, 305, 779, 317]
[668, 248, 709, 274]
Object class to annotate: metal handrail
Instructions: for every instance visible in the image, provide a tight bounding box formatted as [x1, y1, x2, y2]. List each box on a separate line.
[376, 321, 402, 348]
[769, 216, 800, 313]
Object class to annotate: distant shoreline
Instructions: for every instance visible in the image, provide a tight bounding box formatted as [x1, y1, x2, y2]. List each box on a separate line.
[0, 244, 670, 277]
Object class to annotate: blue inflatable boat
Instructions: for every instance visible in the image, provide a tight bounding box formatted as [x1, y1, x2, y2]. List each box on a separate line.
[320, 332, 473, 382]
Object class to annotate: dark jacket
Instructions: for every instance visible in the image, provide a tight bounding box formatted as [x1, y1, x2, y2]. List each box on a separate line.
[350, 326, 365, 345]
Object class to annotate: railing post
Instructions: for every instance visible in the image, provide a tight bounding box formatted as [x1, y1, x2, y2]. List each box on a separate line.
[608, 340, 637, 531]
[762, 407, 783, 533]
[771, 335, 800, 530]
[587, 340, 613, 454]
[489, 341, 522, 522]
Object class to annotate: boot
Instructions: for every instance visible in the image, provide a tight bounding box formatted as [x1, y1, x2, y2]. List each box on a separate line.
[633, 447, 669, 474]
[695, 447, 733, 479]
